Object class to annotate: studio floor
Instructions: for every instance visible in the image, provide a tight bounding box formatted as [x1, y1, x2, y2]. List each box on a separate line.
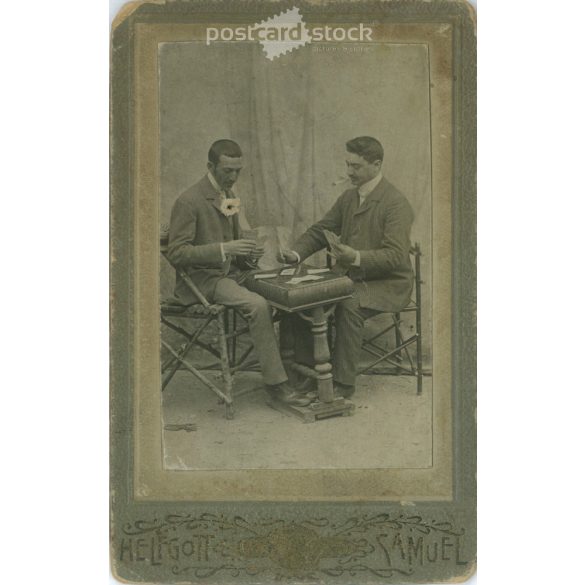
[162, 370, 433, 471]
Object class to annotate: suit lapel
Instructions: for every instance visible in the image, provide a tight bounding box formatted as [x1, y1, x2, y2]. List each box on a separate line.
[211, 198, 225, 215]
[347, 189, 360, 216]
[201, 175, 227, 215]
[353, 178, 386, 217]
[353, 198, 372, 217]
[200, 176, 241, 239]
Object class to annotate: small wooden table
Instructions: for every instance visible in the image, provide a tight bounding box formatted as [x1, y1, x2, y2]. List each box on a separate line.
[245, 267, 356, 422]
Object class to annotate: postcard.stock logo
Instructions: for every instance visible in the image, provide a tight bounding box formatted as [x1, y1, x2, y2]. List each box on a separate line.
[206, 7, 373, 60]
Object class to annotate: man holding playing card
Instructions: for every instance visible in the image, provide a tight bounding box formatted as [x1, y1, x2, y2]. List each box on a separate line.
[167, 139, 311, 406]
[278, 136, 415, 399]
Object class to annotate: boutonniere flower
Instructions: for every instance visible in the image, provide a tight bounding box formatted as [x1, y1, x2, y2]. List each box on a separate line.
[220, 197, 241, 217]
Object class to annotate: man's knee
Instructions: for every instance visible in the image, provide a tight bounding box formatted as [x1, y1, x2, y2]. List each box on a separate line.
[242, 291, 270, 317]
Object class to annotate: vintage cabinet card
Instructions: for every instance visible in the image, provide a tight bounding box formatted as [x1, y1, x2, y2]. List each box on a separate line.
[110, 0, 476, 582]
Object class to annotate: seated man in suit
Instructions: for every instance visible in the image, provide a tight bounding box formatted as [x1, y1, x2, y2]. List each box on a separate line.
[279, 136, 415, 399]
[167, 139, 311, 406]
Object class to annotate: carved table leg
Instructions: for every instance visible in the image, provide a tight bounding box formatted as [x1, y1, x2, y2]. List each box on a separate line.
[268, 305, 355, 423]
[309, 306, 335, 403]
[279, 313, 295, 382]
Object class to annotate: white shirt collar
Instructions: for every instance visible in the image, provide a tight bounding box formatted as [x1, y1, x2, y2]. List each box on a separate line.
[207, 171, 223, 193]
[358, 172, 383, 198]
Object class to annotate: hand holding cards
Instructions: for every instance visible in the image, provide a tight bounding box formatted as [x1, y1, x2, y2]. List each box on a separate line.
[323, 229, 357, 265]
[241, 229, 268, 260]
[322, 228, 341, 249]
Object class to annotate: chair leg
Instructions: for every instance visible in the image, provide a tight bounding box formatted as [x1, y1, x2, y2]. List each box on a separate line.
[394, 312, 403, 369]
[216, 312, 234, 419]
[230, 309, 237, 366]
[416, 333, 423, 395]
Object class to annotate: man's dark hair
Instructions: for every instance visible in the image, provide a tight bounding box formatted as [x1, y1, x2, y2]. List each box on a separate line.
[208, 139, 243, 165]
[345, 136, 384, 164]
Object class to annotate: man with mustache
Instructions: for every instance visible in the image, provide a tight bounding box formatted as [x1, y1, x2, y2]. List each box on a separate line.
[279, 136, 415, 399]
[167, 139, 311, 406]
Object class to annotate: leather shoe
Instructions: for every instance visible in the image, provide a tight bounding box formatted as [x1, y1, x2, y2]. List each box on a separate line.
[268, 382, 312, 407]
[334, 383, 355, 399]
[294, 378, 318, 401]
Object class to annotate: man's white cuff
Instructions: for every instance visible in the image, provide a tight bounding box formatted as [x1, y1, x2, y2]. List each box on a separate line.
[220, 243, 226, 262]
[352, 251, 361, 267]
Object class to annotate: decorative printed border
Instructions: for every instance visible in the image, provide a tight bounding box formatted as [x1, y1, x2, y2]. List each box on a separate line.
[118, 513, 467, 580]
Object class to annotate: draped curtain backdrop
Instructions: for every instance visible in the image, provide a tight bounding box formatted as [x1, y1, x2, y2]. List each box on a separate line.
[160, 41, 433, 364]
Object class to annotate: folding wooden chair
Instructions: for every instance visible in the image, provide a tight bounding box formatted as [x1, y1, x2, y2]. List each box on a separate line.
[359, 244, 424, 395]
[160, 226, 259, 419]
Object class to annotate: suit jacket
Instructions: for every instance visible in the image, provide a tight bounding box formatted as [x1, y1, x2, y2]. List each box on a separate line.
[293, 177, 415, 313]
[167, 175, 248, 304]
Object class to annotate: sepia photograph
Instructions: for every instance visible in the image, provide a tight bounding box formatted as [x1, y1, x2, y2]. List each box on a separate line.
[158, 32, 433, 472]
[110, 1, 476, 582]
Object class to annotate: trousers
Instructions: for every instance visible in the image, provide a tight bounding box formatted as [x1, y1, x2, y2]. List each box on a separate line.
[212, 275, 288, 386]
[293, 295, 378, 387]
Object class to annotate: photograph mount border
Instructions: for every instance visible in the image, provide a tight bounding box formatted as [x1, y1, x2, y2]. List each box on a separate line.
[110, 1, 476, 582]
